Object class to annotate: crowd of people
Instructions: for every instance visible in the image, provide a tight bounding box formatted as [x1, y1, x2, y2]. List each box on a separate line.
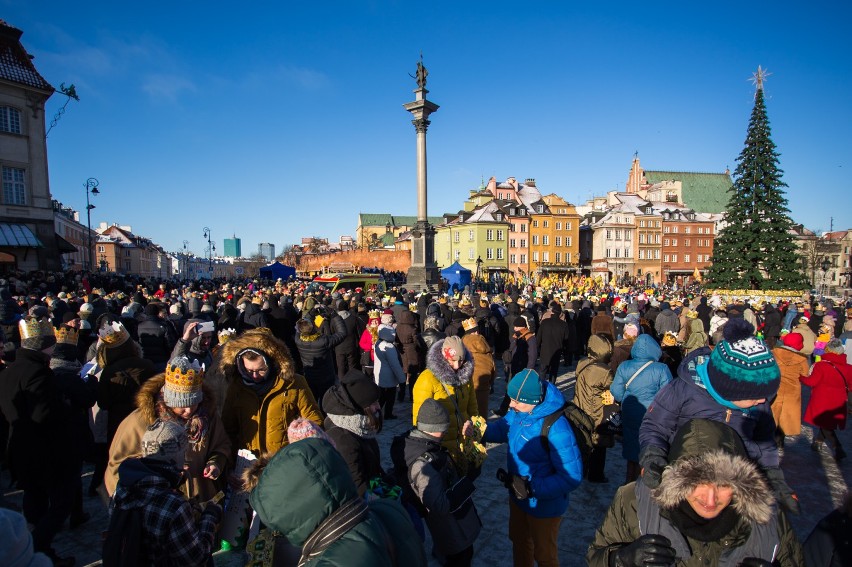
[0, 268, 850, 566]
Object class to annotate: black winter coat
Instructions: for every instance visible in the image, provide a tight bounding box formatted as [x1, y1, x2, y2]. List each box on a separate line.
[295, 314, 347, 390]
[137, 315, 175, 368]
[537, 315, 569, 370]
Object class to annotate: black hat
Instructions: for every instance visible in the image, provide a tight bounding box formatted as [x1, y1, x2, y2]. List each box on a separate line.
[340, 369, 380, 409]
[417, 398, 450, 434]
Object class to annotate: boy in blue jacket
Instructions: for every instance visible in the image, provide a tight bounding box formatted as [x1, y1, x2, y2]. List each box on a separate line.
[483, 369, 582, 567]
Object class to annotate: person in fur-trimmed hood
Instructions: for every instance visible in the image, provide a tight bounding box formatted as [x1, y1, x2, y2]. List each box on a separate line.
[412, 336, 478, 465]
[105, 355, 231, 501]
[220, 327, 323, 459]
[587, 419, 804, 567]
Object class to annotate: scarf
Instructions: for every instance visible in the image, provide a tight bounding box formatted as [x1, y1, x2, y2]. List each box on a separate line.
[664, 499, 740, 542]
[328, 413, 376, 439]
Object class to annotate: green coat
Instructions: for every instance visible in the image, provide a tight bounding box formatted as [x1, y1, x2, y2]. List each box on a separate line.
[250, 438, 427, 567]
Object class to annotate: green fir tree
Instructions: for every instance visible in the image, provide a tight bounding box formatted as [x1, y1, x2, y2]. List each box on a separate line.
[707, 67, 808, 291]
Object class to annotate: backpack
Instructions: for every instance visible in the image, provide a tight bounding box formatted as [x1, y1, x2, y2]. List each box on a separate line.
[102, 505, 144, 567]
[539, 401, 595, 466]
[389, 432, 430, 517]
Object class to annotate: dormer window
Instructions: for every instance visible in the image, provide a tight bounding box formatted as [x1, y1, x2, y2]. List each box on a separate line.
[537, 205, 544, 213]
[509, 208, 516, 216]
[495, 213, 503, 222]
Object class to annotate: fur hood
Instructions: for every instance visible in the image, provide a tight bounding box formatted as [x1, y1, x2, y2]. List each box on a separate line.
[652, 419, 774, 524]
[209, 327, 297, 389]
[425, 338, 474, 387]
[134, 373, 218, 424]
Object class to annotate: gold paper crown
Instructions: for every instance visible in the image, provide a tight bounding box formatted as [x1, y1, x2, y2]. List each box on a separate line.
[165, 358, 205, 394]
[55, 326, 79, 345]
[19, 318, 55, 341]
[98, 321, 130, 347]
[218, 328, 236, 344]
[368, 309, 381, 320]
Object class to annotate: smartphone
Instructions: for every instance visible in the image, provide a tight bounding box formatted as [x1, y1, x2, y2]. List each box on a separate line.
[197, 321, 215, 333]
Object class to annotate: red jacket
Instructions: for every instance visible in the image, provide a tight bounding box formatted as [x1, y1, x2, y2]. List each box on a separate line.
[801, 352, 851, 430]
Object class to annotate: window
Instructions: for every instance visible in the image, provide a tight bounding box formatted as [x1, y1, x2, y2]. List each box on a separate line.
[664, 254, 670, 262]
[542, 235, 549, 245]
[520, 254, 527, 264]
[446, 251, 451, 260]
[684, 238, 690, 246]
[454, 249, 460, 260]
[555, 252, 561, 262]
[638, 250, 644, 260]
[625, 230, 631, 241]
[510, 208, 516, 216]
[511, 223, 517, 232]
[615, 248, 621, 258]
[2, 166, 25, 205]
[664, 239, 670, 246]
[685, 254, 691, 262]
[497, 230, 504, 241]
[532, 235, 539, 245]
[684, 227, 691, 234]
[0, 107, 21, 134]
[606, 229, 612, 240]
[606, 248, 612, 258]
[654, 249, 660, 259]
[520, 224, 527, 233]
[468, 248, 475, 260]
[468, 230, 474, 241]
[556, 222, 562, 230]
[533, 251, 539, 262]
[638, 233, 644, 244]
[532, 220, 539, 228]
[537, 205, 544, 213]
[555, 236, 562, 247]
[655, 234, 661, 244]
[510, 254, 516, 264]
[566, 237, 572, 246]
[486, 248, 494, 260]
[655, 221, 660, 227]
[566, 252, 571, 263]
[520, 239, 527, 247]
[672, 254, 678, 262]
[640, 220, 646, 228]
[125, 260, 131, 270]
[615, 230, 622, 240]
[454, 231, 460, 243]
[543, 252, 549, 262]
[97, 245, 105, 253]
[497, 248, 504, 260]
[486, 229, 494, 241]
[566, 222, 571, 230]
[672, 239, 677, 246]
[543, 220, 549, 228]
[664, 226, 671, 233]
[495, 213, 503, 222]
[672, 226, 678, 233]
[510, 238, 516, 248]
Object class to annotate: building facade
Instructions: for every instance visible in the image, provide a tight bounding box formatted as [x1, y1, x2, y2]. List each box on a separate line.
[258, 242, 275, 261]
[224, 235, 241, 258]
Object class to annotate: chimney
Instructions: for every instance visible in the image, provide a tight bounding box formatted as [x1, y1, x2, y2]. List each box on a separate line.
[525, 178, 536, 187]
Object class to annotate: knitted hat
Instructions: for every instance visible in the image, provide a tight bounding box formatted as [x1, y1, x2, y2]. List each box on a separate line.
[0, 508, 52, 567]
[441, 336, 465, 362]
[141, 420, 188, 467]
[623, 323, 640, 338]
[461, 317, 478, 332]
[507, 369, 545, 405]
[163, 356, 204, 408]
[417, 398, 450, 434]
[18, 317, 56, 351]
[340, 368, 380, 409]
[781, 332, 804, 352]
[287, 417, 334, 446]
[704, 318, 780, 404]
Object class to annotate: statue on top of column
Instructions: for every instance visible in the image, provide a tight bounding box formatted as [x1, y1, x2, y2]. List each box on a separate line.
[413, 53, 428, 89]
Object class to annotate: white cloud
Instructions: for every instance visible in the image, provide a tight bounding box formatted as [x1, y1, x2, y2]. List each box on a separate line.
[141, 74, 197, 102]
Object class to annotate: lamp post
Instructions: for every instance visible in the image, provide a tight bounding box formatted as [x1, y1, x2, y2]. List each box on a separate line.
[182, 240, 189, 278]
[475, 256, 483, 292]
[84, 178, 100, 272]
[203, 227, 214, 277]
[820, 257, 831, 298]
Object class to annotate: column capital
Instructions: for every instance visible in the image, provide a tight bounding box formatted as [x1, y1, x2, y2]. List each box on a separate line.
[412, 118, 431, 133]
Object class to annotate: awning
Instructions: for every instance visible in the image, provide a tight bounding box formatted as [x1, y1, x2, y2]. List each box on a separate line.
[0, 223, 43, 248]
[55, 233, 77, 253]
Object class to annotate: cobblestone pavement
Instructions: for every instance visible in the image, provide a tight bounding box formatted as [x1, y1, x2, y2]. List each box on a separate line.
[2, 358, 850, 566]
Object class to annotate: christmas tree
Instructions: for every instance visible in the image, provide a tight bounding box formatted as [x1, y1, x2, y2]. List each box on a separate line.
[706, 67, 808, 291]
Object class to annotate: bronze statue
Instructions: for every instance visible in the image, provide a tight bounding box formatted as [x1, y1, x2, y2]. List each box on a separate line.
[411, 54, 428, 89]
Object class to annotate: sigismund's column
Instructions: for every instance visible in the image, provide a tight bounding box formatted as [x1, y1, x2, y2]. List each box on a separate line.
[403, 56, 440, 290]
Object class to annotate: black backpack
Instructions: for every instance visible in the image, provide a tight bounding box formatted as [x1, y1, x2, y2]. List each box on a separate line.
[102, 505, 144, 567]
[389, 432, 431, 517]
[539, 401, 595, 466]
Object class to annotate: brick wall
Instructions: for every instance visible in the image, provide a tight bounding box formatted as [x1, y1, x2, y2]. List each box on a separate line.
[298, 249, 411, 274]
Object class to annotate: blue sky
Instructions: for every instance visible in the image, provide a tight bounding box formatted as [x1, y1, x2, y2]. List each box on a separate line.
[5, 2, 851, 257]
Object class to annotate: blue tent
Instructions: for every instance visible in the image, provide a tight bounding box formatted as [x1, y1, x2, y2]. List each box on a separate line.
[259, 261, 296, 281]
[440, 261, 472, 293]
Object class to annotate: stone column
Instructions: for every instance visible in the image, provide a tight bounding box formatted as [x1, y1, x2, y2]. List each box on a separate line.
[403, 67, 441, 291]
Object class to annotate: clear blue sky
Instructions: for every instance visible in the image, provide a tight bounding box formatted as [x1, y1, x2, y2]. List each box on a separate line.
[5, 2, 851, 257]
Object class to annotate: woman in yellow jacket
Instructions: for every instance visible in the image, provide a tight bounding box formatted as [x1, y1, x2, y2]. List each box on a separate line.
[412, 336, 477, 468]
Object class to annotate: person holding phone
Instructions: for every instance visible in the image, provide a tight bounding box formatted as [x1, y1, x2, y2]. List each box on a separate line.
[171, 319, 215, 368]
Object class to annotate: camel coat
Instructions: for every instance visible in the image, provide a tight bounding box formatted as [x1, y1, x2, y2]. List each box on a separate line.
[771, 346, 809, 436]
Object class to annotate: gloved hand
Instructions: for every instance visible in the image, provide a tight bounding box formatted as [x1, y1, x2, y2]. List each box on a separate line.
[609, 534, 676, 567]
[639, 445, 668, 489]
[764, 467, 799, 514]
[496, 468, 533, 500]
[737, 558, 775, 567]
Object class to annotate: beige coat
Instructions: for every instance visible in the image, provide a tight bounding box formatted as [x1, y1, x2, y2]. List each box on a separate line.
[462, 332, 496, 416]
[771, 346, 809, 436]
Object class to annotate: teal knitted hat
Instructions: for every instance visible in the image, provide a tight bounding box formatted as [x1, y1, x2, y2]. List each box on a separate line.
[507, 369, 544, 404]
[706, 319, 780, 403]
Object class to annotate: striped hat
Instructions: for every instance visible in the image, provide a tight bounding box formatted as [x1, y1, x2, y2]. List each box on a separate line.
[704, 318, 779, 404]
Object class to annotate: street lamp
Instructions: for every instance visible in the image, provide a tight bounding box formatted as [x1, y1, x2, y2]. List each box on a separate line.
[475, 256, 483, 292]
[203, 227, 214, 276]
[182, 240, 189, 278]
[84, 178, 100, 272]
[821, 257, 831, 298]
